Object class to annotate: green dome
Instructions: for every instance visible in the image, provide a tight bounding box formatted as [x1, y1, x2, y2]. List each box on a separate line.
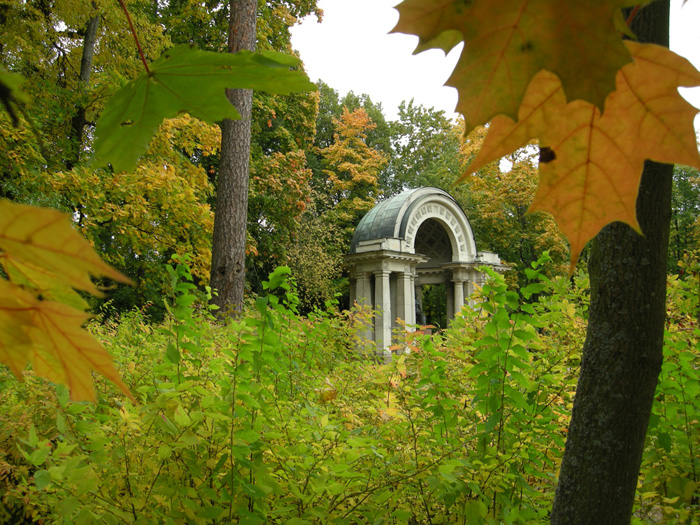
[350, 187, 465, 254]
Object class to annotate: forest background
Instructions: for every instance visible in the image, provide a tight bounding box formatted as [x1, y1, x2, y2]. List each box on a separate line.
[1, 0, 700, 522]
[1, 0, 699, 319]
[5, 0, 700, 320]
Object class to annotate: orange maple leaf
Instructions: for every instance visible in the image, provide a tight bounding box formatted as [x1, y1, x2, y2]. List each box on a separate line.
[462, 42, 700, 271]
[392, 0, 632, 132]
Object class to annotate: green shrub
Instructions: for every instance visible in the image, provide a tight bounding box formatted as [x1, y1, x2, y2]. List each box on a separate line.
[1, 254, 697, 523]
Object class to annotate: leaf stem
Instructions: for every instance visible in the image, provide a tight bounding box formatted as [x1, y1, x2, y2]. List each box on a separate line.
[117, 0, 150, 74]
[626, 5, 641, 27]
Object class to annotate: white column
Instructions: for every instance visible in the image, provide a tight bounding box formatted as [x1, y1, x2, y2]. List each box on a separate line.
[408, 270, 417, 328]
[355, 272, 370, 307]
[465, 278, 476, 307]
[374, 270, 392, 356]
[415, 281, 425, 326]
[397, 269, 415, 329]
[446, 279, 454, 322]
[464, 269, 479, 307]
[355, 272, 373, 341]
[453, 277, 465, 316]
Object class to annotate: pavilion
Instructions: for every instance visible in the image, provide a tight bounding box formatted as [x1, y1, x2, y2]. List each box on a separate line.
[344, 187, 507, 356]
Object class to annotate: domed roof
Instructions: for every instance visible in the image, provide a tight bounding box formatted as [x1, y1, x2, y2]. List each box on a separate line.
[350, 187, 469, 254]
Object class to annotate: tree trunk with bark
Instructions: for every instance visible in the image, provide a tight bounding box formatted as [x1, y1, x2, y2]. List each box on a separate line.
[67, 13, 99, 170]
[210, 0, 256, 317]
[550, 2, 672, 523]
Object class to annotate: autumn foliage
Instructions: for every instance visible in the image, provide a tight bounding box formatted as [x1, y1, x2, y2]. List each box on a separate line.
[395, 0, 700, 269]
[462, 42, 700, 269]
[321, 107, 388, 238]
[0, 200, 133, 402]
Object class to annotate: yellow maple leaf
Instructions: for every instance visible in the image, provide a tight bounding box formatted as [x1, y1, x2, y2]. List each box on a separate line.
[0, 199, 135, 402]
[0, 279, 134, 402]
[0, 253, 89, 310]
[0, 289, 34, 378]
[0, 200, 132, 296]
[462, 42, 700, 270]
[392, 0, 632, 132]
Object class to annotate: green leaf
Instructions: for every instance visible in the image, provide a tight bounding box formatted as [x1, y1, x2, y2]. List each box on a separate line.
[92, 46, 316, 172]
[158, 445, 172, 460]
[234, 429, 260, 444]
[33, 469, 51, 490]
[29, 447, 50, 467]
[198, 506, 225, 519]
[165, 343, 181, 364]
[464, 499, 487, 524]
[60, 496, 80, 517]
[392, 510, 413, 520]
[27, 425, 38, 447]
[513, 329, 536, 342]
[521, 282, 547, 300]
[0, 67, 30, 114]
[657, 432, 672, 453]
[326, 482, 346, 495]
[173, 405, 191, 427]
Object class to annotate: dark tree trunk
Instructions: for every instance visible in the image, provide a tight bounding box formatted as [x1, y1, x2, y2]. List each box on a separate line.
[209, 0, 256, 316]
[550, 3, 672, 523]
[68, 14, 99, 170]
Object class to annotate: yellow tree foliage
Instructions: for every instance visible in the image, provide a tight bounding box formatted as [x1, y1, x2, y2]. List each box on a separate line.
[395, 1, 700, 269]
[39, 115, 218, 285]
[0, 200, 134, 402]
[459, 128, 569, 276]
[249, 150, 313, 262]
[0, 1, 315, 400]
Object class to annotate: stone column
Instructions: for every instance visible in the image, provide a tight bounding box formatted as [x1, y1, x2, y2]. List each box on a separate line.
[397, 267, 415, 329]
[469, 270, 489, 307]
[414, 280, 426, 326]
[465, 277, 476, 307]
[355, 271, 373, 341]
[453, 276, 465, 315]
[446, 279, 454, 322]
[355, 272, 370, 307]
[452, 269, 466, 317]
[374, 269, 392, 358]
[349, 274, 357, 307]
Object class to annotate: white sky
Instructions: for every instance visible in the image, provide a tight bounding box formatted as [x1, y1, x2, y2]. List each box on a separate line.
[290, 0, 700, 130]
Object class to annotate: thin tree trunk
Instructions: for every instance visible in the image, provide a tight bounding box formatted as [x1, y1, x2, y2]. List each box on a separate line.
[209, 0, 256, 316]
[550, 2, 671, 522]
[68, 13, 99, 169]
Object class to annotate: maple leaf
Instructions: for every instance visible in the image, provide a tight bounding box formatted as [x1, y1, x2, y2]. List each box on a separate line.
[1, 254, 89, 310]
[0, 280, 134, 402]
[92, 45, 316, 173]
[0, 200, 131, 295]
[0, 289, 34, 378]
[0, 199, 135, 401]
[392, 0, 632, 132]
[462, 42, 700, 270]
[0, 67, 31, 128]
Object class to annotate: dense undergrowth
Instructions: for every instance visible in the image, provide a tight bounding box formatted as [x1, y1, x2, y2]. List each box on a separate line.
[0, 255, 698, 524]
